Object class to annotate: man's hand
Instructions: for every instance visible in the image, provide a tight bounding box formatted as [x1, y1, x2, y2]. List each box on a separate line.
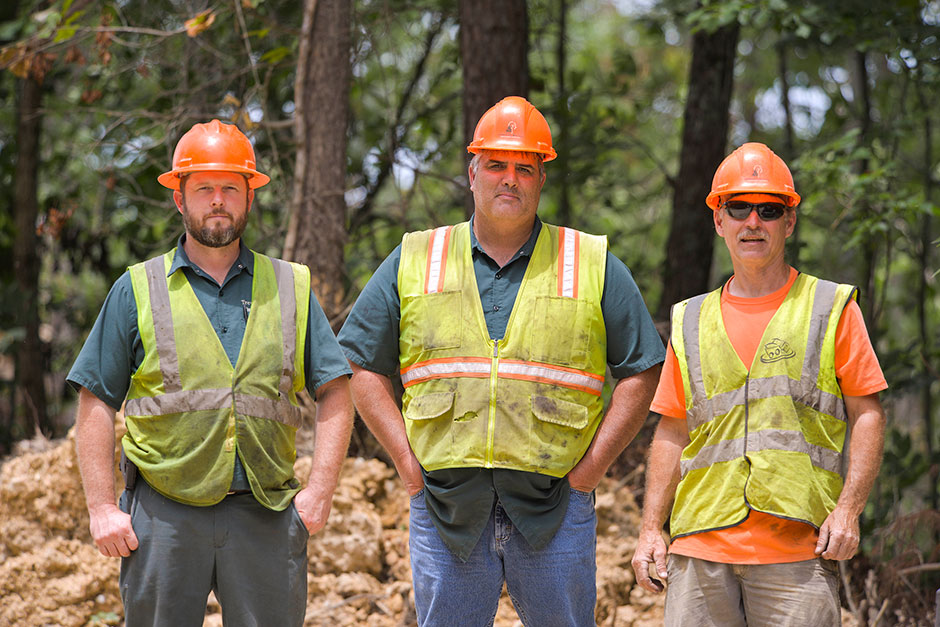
[566, 460, 604, 493]
[89, 503, 138, 558]
[814, 505, 860, 560]
[293, 483, 334, 535]
[631, 527, 669, 593]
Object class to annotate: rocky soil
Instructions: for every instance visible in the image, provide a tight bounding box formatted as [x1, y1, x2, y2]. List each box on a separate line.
[0, 420, 664, 627]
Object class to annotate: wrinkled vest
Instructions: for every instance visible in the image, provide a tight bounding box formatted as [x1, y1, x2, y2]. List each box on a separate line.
[124, 249, 310, 511]
[398, 221, 608, 477]
[670, 272, 857, 538]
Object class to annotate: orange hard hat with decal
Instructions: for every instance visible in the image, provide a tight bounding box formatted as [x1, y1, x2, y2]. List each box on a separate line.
[467, 96, 556, 162]
[706, 142, 800, 210]
[158, 119, 270, 190]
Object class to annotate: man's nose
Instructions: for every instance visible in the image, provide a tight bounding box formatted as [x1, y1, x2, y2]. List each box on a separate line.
[210, 188, 225, 206]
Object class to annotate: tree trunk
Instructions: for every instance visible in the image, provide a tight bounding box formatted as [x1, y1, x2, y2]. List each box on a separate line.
[12, 74, 49, 446]
[555, 0, 571, 226]
[458, 0, 528, 217]
[777, 40, 800, 265]
[656, 21, 739, 321]
[852, 50, 879, 334]
[284, 0, 351, 323]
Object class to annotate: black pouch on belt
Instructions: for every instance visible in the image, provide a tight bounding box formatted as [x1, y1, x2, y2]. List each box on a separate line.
[119, 448, 138, 491]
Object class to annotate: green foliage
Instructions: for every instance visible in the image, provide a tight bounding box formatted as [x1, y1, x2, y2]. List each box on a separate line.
[1, 0, 939, 611]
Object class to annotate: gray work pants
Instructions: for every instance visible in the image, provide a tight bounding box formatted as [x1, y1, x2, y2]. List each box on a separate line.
[118, 478, 309, 627]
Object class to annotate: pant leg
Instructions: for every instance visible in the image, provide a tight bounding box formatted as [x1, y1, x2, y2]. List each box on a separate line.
[664, 554, 747, 627]
[212, 494, 310, 627]
[408, 489, 505, 627]
[502, 488, 597, 627]
[119, 480, 215, 627]
[739, 559, 841, 627]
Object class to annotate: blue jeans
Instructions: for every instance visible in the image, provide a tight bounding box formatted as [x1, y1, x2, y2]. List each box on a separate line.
[409, 487, 597, 627]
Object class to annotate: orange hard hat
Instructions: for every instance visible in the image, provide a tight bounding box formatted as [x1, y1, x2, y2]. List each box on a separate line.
[705, 142, 800, 210]
[467, 96, 557, 162]
[158, 119, 270, 190]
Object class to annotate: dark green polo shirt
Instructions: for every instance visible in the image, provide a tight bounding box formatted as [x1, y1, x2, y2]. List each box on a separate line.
[338, 217, 665, 559]
[67, 235, 352, 491]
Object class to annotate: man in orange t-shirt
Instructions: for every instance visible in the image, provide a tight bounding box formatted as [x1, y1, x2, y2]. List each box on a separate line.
[632, 143, 887, 626]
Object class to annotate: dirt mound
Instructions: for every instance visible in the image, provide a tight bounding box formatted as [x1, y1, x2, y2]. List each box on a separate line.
[0, 426, 664, 626]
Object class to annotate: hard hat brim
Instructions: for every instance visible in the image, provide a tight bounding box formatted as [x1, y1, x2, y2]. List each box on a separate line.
[157, 164, 270, 190]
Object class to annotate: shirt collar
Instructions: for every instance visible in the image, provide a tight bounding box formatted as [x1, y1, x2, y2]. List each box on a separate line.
[169, 234, 254, 277]
[468, 215, 542, 263]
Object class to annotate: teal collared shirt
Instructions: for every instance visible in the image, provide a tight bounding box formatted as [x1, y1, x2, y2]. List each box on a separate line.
[339, 216, 665, 559]
[68, 235, 352, 491]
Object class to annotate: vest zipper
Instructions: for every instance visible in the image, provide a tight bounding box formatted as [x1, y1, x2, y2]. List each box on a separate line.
[485, 340, 499, 468]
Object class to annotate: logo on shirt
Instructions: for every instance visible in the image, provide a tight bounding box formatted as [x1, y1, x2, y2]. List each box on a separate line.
[760, 338, 796, 363]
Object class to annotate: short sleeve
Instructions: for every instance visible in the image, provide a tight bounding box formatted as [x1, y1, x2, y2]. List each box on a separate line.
[337, 245, 403, 376]
[834, 299, 887, 397]
[602, 252, 666, 379]
[304, 292, 353, 394]
[66, 271, 141, 410]
[649, 342, 687, 419]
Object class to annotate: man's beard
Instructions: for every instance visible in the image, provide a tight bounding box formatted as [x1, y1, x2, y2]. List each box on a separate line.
[182, 207, 248, 248]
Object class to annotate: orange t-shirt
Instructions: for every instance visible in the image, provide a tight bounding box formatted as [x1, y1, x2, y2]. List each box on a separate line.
[651, 267, 887, 564]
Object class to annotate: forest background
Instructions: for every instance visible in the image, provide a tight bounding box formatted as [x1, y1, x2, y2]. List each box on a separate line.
[1, 0, 938, 623]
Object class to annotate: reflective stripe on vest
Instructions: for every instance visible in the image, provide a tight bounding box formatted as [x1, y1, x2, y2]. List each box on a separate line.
[400, 356, 605, 396]
[124, 255, 303, 429]
[669, 272, 856, 537]
[397, 221, 608, 476]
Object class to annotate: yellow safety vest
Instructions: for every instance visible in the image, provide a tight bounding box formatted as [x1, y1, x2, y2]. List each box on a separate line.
[124, 249, 310, 511]
[398, 221, 608, 477]
[670, 273, 857, 538]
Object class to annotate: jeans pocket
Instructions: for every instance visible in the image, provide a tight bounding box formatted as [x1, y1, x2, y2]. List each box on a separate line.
[409, 488, 426, 503]
[289, 502, 311, 541]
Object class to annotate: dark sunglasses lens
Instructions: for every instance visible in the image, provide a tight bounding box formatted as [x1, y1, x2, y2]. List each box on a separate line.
[755, 204, 785, 220]
[723, 202, 785, 221]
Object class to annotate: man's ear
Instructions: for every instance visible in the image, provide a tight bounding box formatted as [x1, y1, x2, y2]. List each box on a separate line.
[713, 209, 724, 237]
[174, 189, 184, 214]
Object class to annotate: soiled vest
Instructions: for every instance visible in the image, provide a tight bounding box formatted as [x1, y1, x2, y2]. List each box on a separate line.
[670, 272, 857, 538]
[398, 221, 608, 477]
[124, 249, 310, 511]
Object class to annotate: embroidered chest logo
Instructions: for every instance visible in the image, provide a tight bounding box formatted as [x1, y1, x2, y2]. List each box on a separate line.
[760, 338, 796, 363]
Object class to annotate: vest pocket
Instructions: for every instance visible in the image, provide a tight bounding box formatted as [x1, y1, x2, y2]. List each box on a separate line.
[400, 291, 462, 351]
[530, 395, 589, 430]
[526, 296, 591, 367]
[404, 391, 455, 421]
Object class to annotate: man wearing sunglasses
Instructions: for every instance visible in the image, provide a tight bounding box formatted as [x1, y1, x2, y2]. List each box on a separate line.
[632, 142, 887, 626]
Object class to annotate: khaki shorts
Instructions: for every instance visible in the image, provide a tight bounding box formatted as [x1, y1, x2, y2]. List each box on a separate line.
[664, 554, 840, 627]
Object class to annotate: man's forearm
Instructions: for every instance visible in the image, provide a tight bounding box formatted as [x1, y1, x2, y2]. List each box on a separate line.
[838, 393, 886, 516]
[568, 365, 660, 490]
[348, 363, 424, 493]
[639, 415, 687, 532]
[75, 387, 120, 512]
[306, 376, 355, 493]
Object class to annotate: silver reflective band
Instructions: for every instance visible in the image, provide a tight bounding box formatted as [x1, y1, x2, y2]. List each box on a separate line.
[680, 428, 843, 478]
[126, 389, 303, 430]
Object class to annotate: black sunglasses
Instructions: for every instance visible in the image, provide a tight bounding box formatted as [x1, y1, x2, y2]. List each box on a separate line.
[721, 201, 787, 221]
